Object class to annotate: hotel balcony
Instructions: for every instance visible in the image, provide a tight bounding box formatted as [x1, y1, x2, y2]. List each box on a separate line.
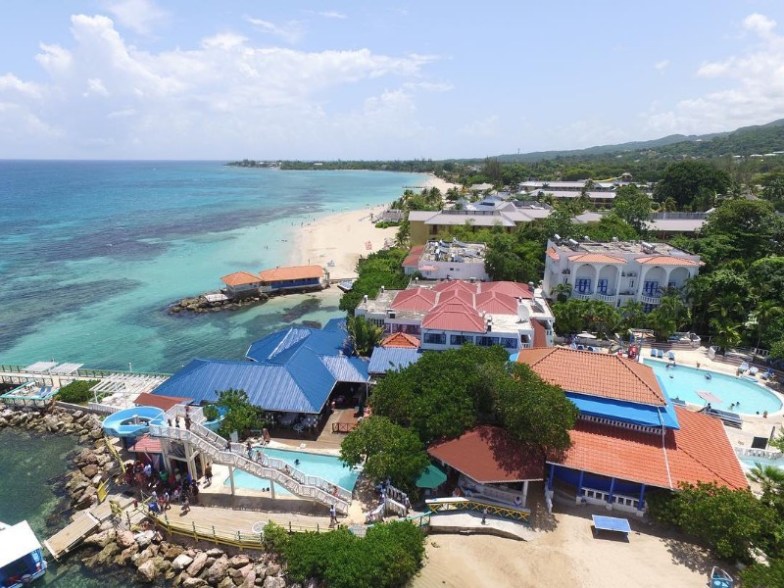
[572, 290, 593, 301]
[595, 293, 617, 305]
[640, 294, 661, 305]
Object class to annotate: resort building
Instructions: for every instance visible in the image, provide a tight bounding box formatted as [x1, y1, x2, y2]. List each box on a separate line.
[407, 199, 552, 245]
[257, 265, 328, 294]
[220, 271, 263, 298]
[574, 211, 710, 238]
[428, 426, 544, 510]
[518, 180, 652, 208]
[516, 348, 747, 515]
[542, 239, 702, 310]
[355, 280, 555, 351]
[151, 320, 368, 418]
[402, 240, 489, 281]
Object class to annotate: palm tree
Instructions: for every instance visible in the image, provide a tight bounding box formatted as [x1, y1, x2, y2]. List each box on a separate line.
[748, 300, 784, 348]
[347, 315, 383, 357]
[620, 300, 646, 332]
[551, 282, 572, 303]
[709, 319, 743, 350]
[748, 463, 784, 508]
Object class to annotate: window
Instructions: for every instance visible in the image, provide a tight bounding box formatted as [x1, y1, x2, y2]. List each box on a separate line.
[476, 336, 499, 346]
[424, 332, 446, 345]
[643, 281, 659, 296]
[629, 279, 635, 289]
[450, 334, 470, 346]
[500, 337, 517, 349]
[597, 279, 608, 294]
[575, 278, 591, 294]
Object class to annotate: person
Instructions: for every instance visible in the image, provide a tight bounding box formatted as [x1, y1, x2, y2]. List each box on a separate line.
[514, 495, 522, 508]
[696, 362, 701, 369]
[294, 458, 300, 467]
[143, 463, 152, 479]
[204, 464, 213, 485]
[191, 480, 199, 503]
[184, 414, 191, 431]
[167, 418, 173, 427]
[225, 440, 232, 452]
[246, 441, 253, 459]
[163, 491, 170, 510]
[329, 504, 337, 527]
[181, 496, 190, 515]
[481, 507, 488, 525]
[705, 373, 712, 380]
[284, 465, 291, 475]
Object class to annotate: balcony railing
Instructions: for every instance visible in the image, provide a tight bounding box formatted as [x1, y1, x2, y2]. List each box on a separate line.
[571, 290, 593, 301]
[641, 294, 661, 305]
[595, 293, 616, 304]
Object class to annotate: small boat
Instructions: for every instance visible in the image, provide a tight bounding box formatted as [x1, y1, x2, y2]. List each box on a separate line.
[336, 280, 355, 293]
[0, 520, 47, 587]
[710, 566, 734, 588]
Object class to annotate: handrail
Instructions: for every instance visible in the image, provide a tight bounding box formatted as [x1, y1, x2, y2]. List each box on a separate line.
[734, 447, 783, 461]
[148, 424, 350, 513]
[425, 497, 530, 521]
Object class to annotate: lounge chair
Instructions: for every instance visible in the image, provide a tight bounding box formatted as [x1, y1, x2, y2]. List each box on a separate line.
[704, 407, 743, 428]
[656, 349, 664, 359]
[650, 348, 657, 357]
[739, 361, 749, 373]
[749, 366, 759, 376]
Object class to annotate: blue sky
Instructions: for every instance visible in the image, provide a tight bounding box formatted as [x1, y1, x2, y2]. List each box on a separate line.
[1, 0, 783, 159]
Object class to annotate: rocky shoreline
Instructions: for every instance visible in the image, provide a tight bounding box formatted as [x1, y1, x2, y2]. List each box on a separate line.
[168, 294, 269, 315]
[0, 405, 296, 587]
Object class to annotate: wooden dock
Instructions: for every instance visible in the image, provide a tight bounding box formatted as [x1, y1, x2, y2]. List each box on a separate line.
[44, 511, 100, 560]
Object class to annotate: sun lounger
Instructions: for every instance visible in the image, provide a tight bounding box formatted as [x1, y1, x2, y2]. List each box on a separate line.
[749, 366, 759, 376]
[704, 407, 743, 428]
[739, 361, 749, 373]
[592, 515, 631, 537]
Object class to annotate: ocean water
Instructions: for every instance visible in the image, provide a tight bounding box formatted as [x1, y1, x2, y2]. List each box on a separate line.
[0, 162, 426, 372]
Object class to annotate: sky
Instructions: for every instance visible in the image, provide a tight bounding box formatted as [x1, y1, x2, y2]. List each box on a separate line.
[1, 0, 783, 160]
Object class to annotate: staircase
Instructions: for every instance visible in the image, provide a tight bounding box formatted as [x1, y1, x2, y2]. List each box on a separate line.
[148, 409, 351, 514]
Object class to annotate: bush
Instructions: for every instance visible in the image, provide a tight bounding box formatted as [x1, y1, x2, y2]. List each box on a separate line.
[262, 522, 290, 554]
[56, 380, 98, 404]
[283, 521, 425, 588]
[202, 404, 219, 421]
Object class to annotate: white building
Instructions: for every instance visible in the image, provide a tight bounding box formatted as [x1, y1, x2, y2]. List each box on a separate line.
[402, 240, 489, 281]
[355, 280, 555, 352]
[542, 239, 702, 311]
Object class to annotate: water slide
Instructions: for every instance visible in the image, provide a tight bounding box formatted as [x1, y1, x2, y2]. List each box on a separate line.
[102, 406, 165, 438]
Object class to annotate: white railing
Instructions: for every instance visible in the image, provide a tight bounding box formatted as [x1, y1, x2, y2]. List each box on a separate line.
[572, 290, 593, 301]
[384, 496, 409, 517]
[148, 422, 351, 512]
[579, 487, 643, 513]
[640, 294, 661, 305]
[734, 447, 783, 461]
[459, 478, 523, 507]
[596, 293, 616, 304]
[87, 402, 121, 415]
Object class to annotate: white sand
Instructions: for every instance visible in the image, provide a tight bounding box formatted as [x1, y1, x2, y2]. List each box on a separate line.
[422, 173, 460, 193]
[413, 507, 717, 588]
[288, 205, 399, 280]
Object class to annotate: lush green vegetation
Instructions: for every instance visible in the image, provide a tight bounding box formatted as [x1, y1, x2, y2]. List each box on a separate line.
[202, 404, 219, 421]
[263, 520, 426, 588]
[340, 416, 429, 492]
[56, 380, 99, 403]
[347, 315, 383, 357]
[370, 345, 577, 451]
[216, 389, 263, 439]
[339, 248, 409, 314]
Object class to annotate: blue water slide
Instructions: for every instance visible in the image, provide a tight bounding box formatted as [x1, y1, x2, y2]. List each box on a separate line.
[102, 406, 165, 438]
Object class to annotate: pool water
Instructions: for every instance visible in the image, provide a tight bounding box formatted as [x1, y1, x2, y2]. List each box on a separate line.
[223, 447, 359, 497]
[644, 359, 783, 415]
[739, 454, 784, 472]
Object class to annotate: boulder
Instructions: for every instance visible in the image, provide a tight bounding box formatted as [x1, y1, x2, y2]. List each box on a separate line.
[137, 559, 158, 583]
[81, 463, 100, 478]
[172, 553, 194, 571]
[240, 570, 257, 588]
[76, 448, 98, 466]
[75, 485, 97, 508]
[83, 529, 117, 548]
[164, 544, 186, 560]
[72, 410, 84, 419]
[205, 556, 230, 584]
[262, 576, 286, 588]
[181, 578, 209, 588]
[265, 563, 281, 577]
[95, 542, 120, 566]
[115, 544, 139, 566]
[217, 577, 235, 588]
[186, 552, 209, 577]
[116, 530, 136, 548]
[229, 554, 251, 568]
[206, 548, 225, 558]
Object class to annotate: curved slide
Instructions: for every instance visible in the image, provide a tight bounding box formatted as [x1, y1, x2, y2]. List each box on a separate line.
[102, 406, 165, 438]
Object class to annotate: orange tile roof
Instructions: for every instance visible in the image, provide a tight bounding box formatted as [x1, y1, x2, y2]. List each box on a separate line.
[391, 288, 438, 312]
[428, 426, 545, 483]
[517, 347, 665, 406]
[258, 265, 324, 282]
[546, 247, 560, 261]
[380, 332, 420, 349]
[433, 280, 477, 294]
[481, 281, 533, 299]
[476, 291, 518, 314]
[532, 320, 548, 348]
[134, 392, 186, 411]
[221, 271, 261, 287]
[637, 255, 702, 267]
[422, 301, 486, 332]
[551, 407, 748, 491]
[129, 434, 163, 454]
[568, 253, 626, 264]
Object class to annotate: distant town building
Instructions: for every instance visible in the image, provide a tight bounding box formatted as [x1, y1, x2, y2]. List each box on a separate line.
[519, 180, 653, 209]
[407, 198, 551, 244]
[355, 280, 555, 351]
[573, 210, 711, 238]
[542, 239, 703, 311]
[402, 239, 489, 281]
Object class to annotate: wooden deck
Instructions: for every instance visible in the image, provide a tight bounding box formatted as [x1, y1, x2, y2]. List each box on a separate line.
[44, 511, 100, 560]
[158, 503, 332, 535]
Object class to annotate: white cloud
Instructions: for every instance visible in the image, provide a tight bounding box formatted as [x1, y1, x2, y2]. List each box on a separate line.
[318, 11, 347, 20]
[244, 16, 304, 44]
[0, 13, 441, 158]
[654, 59, 670, 71]
[644, 13, 784, 135]
[103, 0, 167, 35]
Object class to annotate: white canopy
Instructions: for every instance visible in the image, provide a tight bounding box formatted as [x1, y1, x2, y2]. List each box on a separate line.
[22, 361, 57, 373]
[0, 521, 43, 568]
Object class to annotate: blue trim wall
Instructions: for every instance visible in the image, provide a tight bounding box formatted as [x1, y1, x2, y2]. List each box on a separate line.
[268, 277, 321, 290]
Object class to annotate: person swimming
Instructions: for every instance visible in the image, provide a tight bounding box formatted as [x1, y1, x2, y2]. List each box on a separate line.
[705, 373, 712, 380]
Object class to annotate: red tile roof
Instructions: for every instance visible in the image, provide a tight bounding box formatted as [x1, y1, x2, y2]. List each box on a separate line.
[128, 434, 163, 454]
[221, 271, 261, 287]
[551, 407, 747, 491]
[481, 281, 533, 299]
[134, 392, 186, 411]
[422, 301, 485, 332]
[568, 253, 626, 264]
[380, 332, 420, 349]
[638, 255, 702, 267]
[546, 247, 560, 261]
[391, 288, 438, 312]
[532, 320, 549, 349]
[475, 291, 518, 314]
[432, 280, 477, 294]
[428, 426, 545, 483]
[402, 245, 425, 268]
[517, 347, 665, 406]
[258, 265, 324, 282]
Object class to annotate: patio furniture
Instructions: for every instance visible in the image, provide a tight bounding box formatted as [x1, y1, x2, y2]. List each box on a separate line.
[592, 515, 631, 538]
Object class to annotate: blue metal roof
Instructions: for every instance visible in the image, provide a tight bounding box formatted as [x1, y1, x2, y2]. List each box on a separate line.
[368, 347, 422, 375]
[154, 324, 366, 414]
[567, 392, 680, 429]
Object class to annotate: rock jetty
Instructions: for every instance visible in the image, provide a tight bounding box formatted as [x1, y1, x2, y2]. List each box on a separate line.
[168, 294, 268, 315]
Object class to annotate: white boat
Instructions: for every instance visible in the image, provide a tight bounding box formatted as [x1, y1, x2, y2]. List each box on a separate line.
[0, 520, 47, 587]
[336, 280, 355, 293]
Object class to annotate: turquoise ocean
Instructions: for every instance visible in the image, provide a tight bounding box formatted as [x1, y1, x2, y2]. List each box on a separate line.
[0, 161, 426, 372]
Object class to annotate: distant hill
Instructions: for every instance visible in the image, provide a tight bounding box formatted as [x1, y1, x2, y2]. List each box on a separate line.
[497, 119, 784, 162]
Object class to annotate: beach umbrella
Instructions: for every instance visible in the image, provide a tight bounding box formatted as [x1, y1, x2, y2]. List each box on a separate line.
[415, 463, 447, 489]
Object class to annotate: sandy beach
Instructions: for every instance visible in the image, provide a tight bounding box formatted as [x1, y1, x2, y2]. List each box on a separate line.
[412, 504, 717, 588]
[288, 173, 458, 279]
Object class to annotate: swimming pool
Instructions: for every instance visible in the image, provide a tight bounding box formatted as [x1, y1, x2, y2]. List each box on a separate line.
[644, 359, 783, 416]
[738, 454, 784, 472]
[223, 447, 360, 497]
